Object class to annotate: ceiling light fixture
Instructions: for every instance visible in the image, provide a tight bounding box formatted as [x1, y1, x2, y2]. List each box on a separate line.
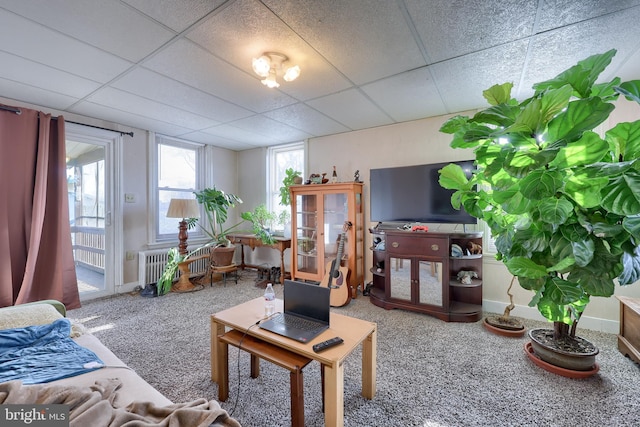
[251, 52, 300, 88]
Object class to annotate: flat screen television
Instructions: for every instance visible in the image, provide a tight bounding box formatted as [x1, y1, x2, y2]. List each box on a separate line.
[369, 160, 476, 224]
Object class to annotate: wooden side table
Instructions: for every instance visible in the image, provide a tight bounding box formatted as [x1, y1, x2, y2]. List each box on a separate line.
[617, 296, 640, 364]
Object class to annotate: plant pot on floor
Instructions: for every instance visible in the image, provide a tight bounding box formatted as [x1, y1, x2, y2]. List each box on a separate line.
[527, 328, 599, 376]
[210, 245, 236, 267]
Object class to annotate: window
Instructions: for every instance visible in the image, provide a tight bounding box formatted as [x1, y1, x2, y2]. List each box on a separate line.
[152, 135, 204, 241]
[267, 142, 305, 230]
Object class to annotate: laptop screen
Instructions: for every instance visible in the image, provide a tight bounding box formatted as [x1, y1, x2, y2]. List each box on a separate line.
[284, 280, 330, 324]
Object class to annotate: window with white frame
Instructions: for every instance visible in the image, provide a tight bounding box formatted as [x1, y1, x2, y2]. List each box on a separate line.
[267, 142, 305, 230]
[153, 135, 205, 241]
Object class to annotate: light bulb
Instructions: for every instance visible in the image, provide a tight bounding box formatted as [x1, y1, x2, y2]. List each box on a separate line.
[283, 65, 301, 82]
[261, 70, 280, 88]
[252, 55, 271, 78]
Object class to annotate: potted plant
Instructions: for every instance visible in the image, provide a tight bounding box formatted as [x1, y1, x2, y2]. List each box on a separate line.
[241, 203, 277, 245]
[438, 49, 640, 374]
[279, 168, 302, 206]
[194, 186, 244, 267]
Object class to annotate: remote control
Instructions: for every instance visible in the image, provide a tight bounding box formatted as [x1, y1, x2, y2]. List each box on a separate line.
[313, 337, 344, 353]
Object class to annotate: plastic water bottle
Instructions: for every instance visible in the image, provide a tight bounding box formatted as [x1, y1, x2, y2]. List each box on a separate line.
[264, 283, 275, 316]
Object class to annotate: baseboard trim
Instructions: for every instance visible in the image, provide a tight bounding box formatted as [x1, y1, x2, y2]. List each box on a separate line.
[483, 299, 619, 334]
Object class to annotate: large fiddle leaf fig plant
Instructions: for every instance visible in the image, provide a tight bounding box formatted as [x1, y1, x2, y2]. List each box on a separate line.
[439, 49, 640, 340]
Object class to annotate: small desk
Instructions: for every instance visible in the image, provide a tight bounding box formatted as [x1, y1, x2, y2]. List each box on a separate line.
[227, 234, 291, 284]
[210, 297, 377, 427]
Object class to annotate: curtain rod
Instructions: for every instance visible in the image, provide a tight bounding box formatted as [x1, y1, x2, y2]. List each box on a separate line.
[0, 104, 134, 137]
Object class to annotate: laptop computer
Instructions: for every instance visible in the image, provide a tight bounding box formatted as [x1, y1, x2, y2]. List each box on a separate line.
[259, 280, 330, 343]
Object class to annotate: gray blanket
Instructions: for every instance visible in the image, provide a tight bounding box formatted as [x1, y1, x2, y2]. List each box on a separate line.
[0, 379, 241, 427]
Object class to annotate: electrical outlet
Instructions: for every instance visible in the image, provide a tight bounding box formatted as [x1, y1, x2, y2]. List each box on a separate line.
[124, 193, 136, 203]
[125, 251, 135, 261]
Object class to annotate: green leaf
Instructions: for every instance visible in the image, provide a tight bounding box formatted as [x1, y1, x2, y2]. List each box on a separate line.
[520, 170, 563, 200]
[564, 171, 608, 208]
[622, 215, 640, 242]
[606, 121, 640, 161]
[539, 84, 572, 123]
[615, 80, 640, 104]
[505, 257, 548, 278]
[545, 276, 585, 305]
[572, 239, 595, 267]
[591, 77, 622, 101]
[472, 103, 519, 127]
[550, 131, 610, 167]
[600, 171, 640, 215]
[438, 163, 471, 191]
[547, 98, 615, 144]
[569, 268, 615, 297]
[546, 256, 576, 273]
[483, 82, 513, 106]
[538, 197, 574, 225]
[619, 246, 640, 285]
[439, 115, 469, 134]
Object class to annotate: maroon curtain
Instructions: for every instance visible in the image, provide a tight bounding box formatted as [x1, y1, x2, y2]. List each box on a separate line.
[0, 104, 80, 309]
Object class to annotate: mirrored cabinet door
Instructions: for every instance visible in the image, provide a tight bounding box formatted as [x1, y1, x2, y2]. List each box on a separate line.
[418, 260, 443, 307]
[388, 257, 412, 302]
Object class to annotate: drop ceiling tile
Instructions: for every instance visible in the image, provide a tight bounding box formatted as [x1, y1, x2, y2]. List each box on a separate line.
[263, 0, 425, 84]
[86, 87, 219, 130]
[200, 124, 281, 146]
[430, 40, 529, 113]
[264, 103, 350, 137]
[307, 89, 394, 131]
[231, 115, 312, 143]
[537, 0, 640, 32]
[122, 0, 224, 32]
[175, 130, 255, 150]
[113, 68, 253, 123]
[0, 51, 100, 98]
[68, 101, 193, 137]
[0, 78, 79, 111]
[2, 0, 175, 62]
[144, 39, 297, 113]
[361, 68, 447, 122]
[405, 0, 538, 63]
[520, 9, 640, 98]
[0, 10, 131, 83]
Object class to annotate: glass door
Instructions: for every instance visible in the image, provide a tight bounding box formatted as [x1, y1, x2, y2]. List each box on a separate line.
[323, 192, 348, 268]
[295, 193, 318, 277]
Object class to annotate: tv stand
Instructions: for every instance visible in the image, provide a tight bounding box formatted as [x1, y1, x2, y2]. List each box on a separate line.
[368, 228, 483, 322]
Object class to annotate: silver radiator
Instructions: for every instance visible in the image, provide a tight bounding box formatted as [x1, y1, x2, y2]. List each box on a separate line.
[137, 247, 210, 287]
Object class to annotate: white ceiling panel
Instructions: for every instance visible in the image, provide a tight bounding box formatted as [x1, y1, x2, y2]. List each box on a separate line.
[1, 0, 175, 62]
[406, 0, 538, 63]
[0, 0, 638, 150]
[86, 87, 220, 130]
[122, 0, 223, 33]
[264, 103, 350, 137]
[112, 68, 253, 122]
[431, 41, 529, 112]
[361, 68, 447, 122]
[263, 0, 425, 84]
[0, 51, 100, 99]
[307, 89, 394, 131]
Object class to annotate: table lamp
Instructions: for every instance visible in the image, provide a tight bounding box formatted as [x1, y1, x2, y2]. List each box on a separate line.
[166, 198, 201, 293]
[166, 198, 200, 255]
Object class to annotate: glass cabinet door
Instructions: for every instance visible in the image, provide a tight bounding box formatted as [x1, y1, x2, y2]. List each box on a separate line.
[323, 192, 349, 268]
[389, 257, 412, 301]
[295, 193, 318, 276]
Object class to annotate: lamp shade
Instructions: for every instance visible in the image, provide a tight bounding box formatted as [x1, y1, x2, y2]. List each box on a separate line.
[166, 198, 200, 219]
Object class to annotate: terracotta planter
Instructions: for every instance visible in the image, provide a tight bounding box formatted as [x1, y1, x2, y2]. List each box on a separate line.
[210, 245, 236, 267]
[528, 328, 599, 371]
[524, 342, 600, 378]
[482, 317, 526, 338]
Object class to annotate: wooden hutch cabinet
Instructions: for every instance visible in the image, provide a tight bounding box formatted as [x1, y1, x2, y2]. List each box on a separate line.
[290, 182, 365, 297]
[369, 228, 483, 322]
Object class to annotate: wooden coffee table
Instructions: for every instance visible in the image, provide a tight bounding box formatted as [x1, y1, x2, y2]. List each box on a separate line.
[210, 297, 377, 427]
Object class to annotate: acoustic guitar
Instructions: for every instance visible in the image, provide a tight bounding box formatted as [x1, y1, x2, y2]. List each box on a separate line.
[320, 221, 352, 307]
